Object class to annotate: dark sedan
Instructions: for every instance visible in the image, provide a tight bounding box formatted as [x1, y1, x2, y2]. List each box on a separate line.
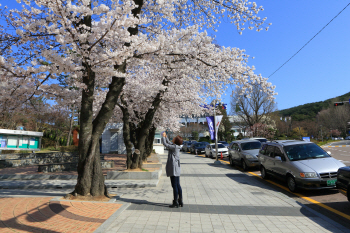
[190, 142, 209, 154]
[218, 141, 230, 148]
[336, 166, 350, 202]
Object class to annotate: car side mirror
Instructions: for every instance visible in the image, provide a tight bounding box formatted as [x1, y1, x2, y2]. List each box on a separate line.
[327, 151, 331, 155]
[275, 156, 282, 162]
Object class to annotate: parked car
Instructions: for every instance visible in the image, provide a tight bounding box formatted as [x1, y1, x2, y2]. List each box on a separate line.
[182, 142, 193, 152]
[190, 142, 209, 154]
[336, 166, 350, 202]
[205, 143, 229, 158]
[228, 140, 261, 171]
[218, 141, 230, 148]
[258, 140, 346, 192]
[250, 137, 268, 143]
[345, 136, 350, 140]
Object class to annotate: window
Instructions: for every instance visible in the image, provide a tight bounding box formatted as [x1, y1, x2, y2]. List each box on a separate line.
[283, 143, 330, 161]
[274, 147, 286, 161]
[153, 138, 161, 144]
[265, 145, 275, 157]
[241, 142, 262, 150]
[231, 143, 238, 151]
[260, 144, 268, 154]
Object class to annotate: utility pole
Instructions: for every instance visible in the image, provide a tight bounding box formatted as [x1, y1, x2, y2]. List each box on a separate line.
[214, 99, 218, 162]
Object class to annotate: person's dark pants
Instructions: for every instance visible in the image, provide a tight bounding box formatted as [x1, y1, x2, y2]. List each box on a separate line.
[170, 176, 182, 201]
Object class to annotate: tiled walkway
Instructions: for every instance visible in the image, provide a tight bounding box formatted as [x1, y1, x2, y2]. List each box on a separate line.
[104, 152, 348, 233]
[0, 197, 121, 233]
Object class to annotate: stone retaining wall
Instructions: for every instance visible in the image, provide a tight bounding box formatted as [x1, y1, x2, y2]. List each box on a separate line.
[0, 152, 78, 168]
[38, 160, 114, 173]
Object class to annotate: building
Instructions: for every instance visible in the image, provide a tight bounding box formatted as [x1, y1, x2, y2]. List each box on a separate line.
[100, 123, 164, 155]
[101, 123, 126, 154]
[179, 115, 247, 138]
[0, 129, 43, 151]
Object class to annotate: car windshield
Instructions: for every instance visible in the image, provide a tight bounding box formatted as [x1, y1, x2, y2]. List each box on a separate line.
[283, 143, 331, 161]
[217, 144, 226, 148]
[241, 142, 261, 150]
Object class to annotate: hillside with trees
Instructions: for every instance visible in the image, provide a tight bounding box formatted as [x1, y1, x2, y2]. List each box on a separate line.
[279, 92, 350, 121]
[276, 91, 350, 139]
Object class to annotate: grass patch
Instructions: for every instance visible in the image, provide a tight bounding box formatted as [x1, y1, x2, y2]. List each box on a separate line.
[141, 168, 149, 172]
[314, 140, 337, 147]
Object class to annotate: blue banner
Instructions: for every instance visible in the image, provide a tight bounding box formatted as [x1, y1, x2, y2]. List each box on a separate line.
[206, 116, 215, 140]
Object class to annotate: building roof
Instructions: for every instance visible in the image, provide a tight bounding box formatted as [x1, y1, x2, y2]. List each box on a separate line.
[0, 129, 43, 137]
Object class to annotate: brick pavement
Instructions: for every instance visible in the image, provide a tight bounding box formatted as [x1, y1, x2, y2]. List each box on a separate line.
[0, 197, 121, 233]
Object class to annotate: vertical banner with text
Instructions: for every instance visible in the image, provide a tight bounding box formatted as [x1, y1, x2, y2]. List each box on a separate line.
[206, 116, 215, 140]
[215, 115, 223, 136]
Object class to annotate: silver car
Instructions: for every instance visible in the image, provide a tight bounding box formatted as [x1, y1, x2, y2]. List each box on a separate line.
[258, 140, 346, 192]
[205, 143, 229, 158]
[228, 140, 262, 171]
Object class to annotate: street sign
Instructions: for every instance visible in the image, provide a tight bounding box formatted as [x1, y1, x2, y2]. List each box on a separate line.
[334, 102, 344, 106]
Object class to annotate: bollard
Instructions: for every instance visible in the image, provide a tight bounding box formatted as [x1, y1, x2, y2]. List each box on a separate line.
[220, 152, 223, 160]
[196, 150, 198, 156]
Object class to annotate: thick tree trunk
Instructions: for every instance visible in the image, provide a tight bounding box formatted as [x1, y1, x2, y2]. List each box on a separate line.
[74, 59, 125, 196]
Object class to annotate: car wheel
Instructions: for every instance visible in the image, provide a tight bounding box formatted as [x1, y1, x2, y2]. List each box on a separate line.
[260, 166, 268, 179]
[210, 153, 213, 158]
[229, 156, 234, 167]
[241, 160, 248, 171]
[287, 175, 297, 192]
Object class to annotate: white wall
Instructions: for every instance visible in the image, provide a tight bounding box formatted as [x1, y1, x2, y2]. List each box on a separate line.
[101, 123, 126, 154]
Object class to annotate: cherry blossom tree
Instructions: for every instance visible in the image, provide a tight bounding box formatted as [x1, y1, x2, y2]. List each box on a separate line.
[247, 123, 275, 140]
[0, 0, 272, 196]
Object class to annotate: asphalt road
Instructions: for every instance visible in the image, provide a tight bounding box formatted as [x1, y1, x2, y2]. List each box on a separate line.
[192, 146, 350, 230]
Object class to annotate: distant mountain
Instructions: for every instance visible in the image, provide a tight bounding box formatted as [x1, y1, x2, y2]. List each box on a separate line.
[278, 91, 350, 121]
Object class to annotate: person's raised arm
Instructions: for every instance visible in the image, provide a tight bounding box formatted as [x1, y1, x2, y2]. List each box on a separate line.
[161, 132, 176, 150]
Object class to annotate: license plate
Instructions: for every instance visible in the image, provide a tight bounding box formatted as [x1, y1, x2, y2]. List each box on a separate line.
[327, 179, 337, 186]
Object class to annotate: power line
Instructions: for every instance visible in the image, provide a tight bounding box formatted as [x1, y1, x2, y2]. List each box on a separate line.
[268, 2, 350, 78]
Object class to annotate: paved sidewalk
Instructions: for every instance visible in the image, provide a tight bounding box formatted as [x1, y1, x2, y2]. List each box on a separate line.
[102, 152, 349, 233]
[0, 152, 348, 233]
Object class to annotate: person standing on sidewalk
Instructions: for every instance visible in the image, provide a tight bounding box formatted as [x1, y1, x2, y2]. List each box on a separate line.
[161, 132, 183, 208]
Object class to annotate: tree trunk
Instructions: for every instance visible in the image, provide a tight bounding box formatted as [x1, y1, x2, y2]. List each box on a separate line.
[118, 96, 134, 169]
[128, 80, 168, 168]
[66, 105, 75, 146]
[145, 125, 156, 158]
[74, 60, 125, 196]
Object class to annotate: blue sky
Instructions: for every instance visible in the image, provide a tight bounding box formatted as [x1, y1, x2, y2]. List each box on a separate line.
[212, 1, 350, 113]
[2, 1, 350, 114]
